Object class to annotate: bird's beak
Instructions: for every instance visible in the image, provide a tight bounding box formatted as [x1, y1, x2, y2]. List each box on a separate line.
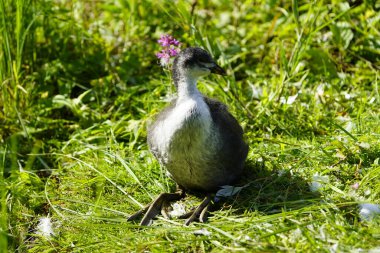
[209, 63, 227, 76]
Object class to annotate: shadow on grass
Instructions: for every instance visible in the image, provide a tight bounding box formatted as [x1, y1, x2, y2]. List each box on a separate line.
[127, 159, 321, 224]
[217, 160, 320, 215]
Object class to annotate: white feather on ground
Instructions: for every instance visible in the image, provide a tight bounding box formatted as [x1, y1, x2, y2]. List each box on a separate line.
[309, 173, 329, 193]
[359, 203, 380, 221]
[36, 217, 55, 238]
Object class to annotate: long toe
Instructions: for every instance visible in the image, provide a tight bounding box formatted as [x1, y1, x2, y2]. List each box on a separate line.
[185, 194, 213, 226]
[127, 205, 150, 222]
[177, 207, 196, 219]
[138, 192, 185, 226]
[199, 203, 210, 223]
[161, 199, 173, 219]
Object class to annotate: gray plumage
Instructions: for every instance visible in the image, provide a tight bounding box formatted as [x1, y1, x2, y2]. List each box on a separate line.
[147, 47, 248, 192]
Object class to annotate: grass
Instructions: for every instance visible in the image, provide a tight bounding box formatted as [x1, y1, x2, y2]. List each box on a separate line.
[1, 0, 380, 252]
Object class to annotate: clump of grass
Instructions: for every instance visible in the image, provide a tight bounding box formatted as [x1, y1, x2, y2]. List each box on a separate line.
[1, 0, 380, 252]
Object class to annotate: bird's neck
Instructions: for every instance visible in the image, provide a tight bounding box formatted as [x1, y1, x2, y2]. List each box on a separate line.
[176, 75, 202, 101]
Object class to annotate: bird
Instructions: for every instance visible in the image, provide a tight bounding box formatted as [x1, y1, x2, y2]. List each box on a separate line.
[128, 47, 248, 226]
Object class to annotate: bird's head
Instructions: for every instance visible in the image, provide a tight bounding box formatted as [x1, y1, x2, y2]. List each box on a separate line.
[172, 47, 226, 84]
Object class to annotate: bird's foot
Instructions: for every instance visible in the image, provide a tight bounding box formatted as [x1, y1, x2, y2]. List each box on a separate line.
[179, 194, 213, 226]
[128, 191, 214, 226]
[127, 190, 185, 226]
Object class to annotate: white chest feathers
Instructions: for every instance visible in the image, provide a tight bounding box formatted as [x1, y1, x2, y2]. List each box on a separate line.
[150, 96, 213, 163]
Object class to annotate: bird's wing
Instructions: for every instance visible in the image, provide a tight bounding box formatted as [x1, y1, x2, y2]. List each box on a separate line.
[203, 96, 244, 136]
[204, 96, 248, 164]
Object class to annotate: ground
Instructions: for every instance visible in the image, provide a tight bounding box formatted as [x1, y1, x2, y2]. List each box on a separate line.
[1, 0, 380, 252]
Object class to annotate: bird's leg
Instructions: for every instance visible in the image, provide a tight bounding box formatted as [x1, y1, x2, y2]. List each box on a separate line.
[183, 193, 213, 226]
[128, 188, 185, 226]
